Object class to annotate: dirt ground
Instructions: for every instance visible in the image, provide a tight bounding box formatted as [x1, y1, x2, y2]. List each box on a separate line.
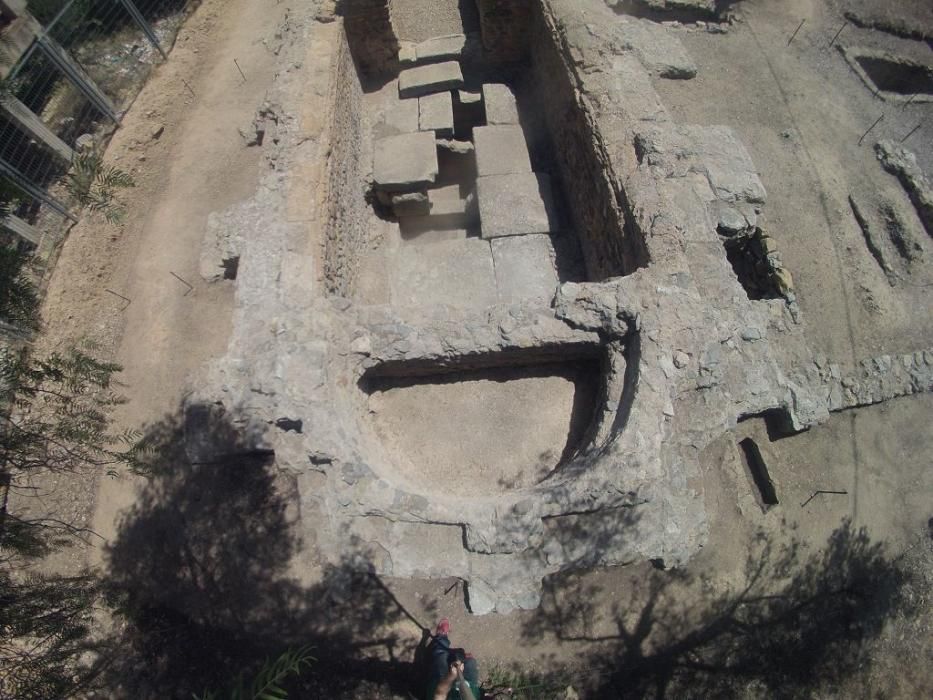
[25, 0, 932, 696]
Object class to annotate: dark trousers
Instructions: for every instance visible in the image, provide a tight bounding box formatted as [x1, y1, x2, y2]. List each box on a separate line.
[428, 635, 480, 697]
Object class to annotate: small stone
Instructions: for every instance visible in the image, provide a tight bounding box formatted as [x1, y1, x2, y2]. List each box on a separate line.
[75, 133, 95, 151]
[741, 327, 762, 341]
[398, 41, 417, 66]
[758, 235, 778, 254]
[392, 192, 430, 217]
[772, 267, 794, 294]
[707, 23, 728, 34]
[458, 89, 482, 105]
[436, 138, 474, 154]
[151, 124, 165, 140]
[673, 351, 689, 368]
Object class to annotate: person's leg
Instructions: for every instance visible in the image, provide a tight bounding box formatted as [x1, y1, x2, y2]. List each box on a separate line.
[427, 619, 453, 693]
[463, 654, 480, 691]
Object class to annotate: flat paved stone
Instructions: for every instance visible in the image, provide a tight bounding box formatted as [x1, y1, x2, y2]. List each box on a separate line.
[390, 238, 497, 309]
[373, 132, 439, 190]
[473, 125, 532, 177]
[374, 95, 419, 137]
[419, 91, 454, 136]
[399, 61, 464, 98]
[492, 234, 559, 305]
[416, 34, 467, 63]
[477, 172, 558, 239]
[482, 83, 520, 124]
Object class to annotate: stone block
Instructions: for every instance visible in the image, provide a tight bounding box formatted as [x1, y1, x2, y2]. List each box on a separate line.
[473, 124, 532, 177]
[392, 192, 430, 217]
[482, 83, 520, 124]
[373, 132, 438, 191]
[398, 41, 417, 66]
[419, 91, 454, 136]
[390, 238, 498, 310]
[415, 34, 467, 63]
[491, 234, 559, 305]
[458, 89, 483, 105]
[398, 61, 464, 98]
[477, 172, 559, 239]
[373, 95, 419, 137]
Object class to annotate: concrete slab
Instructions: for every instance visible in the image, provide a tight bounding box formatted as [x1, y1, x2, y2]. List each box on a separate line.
[415, 34, 467, 63]
[492, 234, 559, 305]
[477, 172, 559, 239]
[390, 238, 498, 309]
[419, 91, 454, 136]
[373, 132, 439, 191]
[482, 83, 520, 124]
[398, 61, 464, 98]
[473, 125, 532, 177]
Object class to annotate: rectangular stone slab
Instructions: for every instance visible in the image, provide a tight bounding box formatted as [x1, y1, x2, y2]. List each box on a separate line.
[415, 34, 467, 63]
[491, 234, 559, 305]
[373, 132, 439, 191]
[398, 61, 464, 98]
[419, 91, 454, 136]
[473, 124, 532, 177]
[477, 172, 558, 239]
[482, 83, 520, 124]
[390, 238, 498, 310]
[373, 95, 419, 138]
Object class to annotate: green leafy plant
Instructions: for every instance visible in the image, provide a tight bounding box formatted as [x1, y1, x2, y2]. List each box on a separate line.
[65, 151, 135, 224]
[194, 646, 316, 700]
[0, 244, 40, 330]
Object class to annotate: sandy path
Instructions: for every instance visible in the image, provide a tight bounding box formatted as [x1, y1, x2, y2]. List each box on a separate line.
[37, 0, 289, 563]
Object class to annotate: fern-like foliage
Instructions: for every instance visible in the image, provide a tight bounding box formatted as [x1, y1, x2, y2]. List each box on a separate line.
[0, 244, 40, 330]
[65, 152, 135, 224]
[194, 646, 315, 700]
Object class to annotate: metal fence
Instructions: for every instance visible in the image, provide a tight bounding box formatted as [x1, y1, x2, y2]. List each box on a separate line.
[0, 0, 194, 250]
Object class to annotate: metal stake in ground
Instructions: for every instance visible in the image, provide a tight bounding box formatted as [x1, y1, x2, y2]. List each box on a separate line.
[858, 114, 884, 146]
[169, 271, 194, 296]
[182, 78, 197, 98]
[829, 21, 847, 47]
[800, 490, 848, 508]
[234, 59, 247, 83]
[105, 288, 131, 310]
[787, 19, 806, 46]
[900, 122, 922, 144]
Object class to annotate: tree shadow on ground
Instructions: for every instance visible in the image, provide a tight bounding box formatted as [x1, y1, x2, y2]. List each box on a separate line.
[99, 405, 431, 699]
[523, 521, 926, 699]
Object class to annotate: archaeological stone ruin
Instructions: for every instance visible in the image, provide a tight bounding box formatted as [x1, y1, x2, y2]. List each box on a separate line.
[195, 0, 933, 614]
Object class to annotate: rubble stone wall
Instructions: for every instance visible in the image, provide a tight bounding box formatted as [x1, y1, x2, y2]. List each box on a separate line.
[340, 0, 400, 78]
[474, 0, 534, 63]
[529, 4, 648, 280]
[322, 24, 368, 296]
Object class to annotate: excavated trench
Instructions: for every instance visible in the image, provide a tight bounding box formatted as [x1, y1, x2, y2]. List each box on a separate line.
[330, 0, 644, 495]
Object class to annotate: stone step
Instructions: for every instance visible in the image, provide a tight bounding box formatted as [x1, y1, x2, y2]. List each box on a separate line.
[399, 61, 464, 99]
[482, 83, 520, 125]
[419, 91, 454, 136]
[373, 131, 439, 191]
[473, 124, 533, 177]
[477, 172, 559, 239]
